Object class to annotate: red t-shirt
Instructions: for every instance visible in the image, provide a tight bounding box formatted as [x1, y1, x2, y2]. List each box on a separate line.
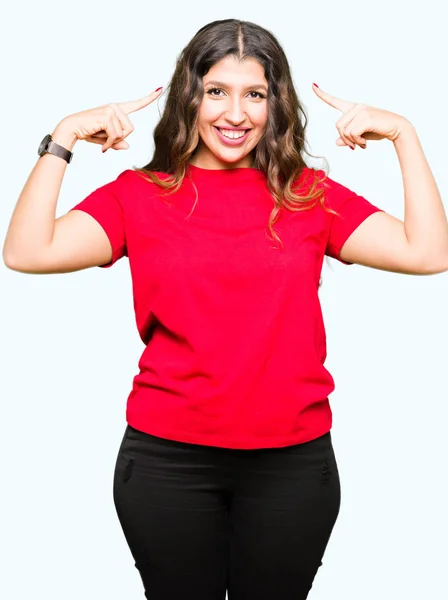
[69, 164, 383, 449]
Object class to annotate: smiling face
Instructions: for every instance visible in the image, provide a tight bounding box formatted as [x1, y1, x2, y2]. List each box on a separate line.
[190, 55, 269, 170]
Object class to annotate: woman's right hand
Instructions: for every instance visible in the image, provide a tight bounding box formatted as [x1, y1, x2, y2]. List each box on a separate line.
[61, 87, 163, 153]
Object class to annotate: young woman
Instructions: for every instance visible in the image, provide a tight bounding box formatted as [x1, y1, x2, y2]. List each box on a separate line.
[3, 18, 447, 600]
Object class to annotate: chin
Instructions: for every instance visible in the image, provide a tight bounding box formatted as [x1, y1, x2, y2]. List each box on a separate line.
[215, 154, 246, 163]
[211, 145, 252, 160]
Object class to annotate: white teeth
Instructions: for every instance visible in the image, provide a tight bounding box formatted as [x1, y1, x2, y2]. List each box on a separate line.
[218, 128, 247, 139]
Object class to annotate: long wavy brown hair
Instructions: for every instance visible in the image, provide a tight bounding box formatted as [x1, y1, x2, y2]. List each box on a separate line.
[132, 19, 338, 271]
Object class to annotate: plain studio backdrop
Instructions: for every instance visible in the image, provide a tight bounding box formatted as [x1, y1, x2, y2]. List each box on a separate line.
[1, 1, 447, 599]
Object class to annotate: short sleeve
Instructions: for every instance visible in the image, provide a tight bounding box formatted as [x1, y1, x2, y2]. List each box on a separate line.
[324, 176, 384, 265]
[68, 170, 130, 268]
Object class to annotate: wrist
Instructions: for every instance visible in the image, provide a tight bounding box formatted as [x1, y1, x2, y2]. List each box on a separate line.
[393, 119, 417, 146]
[51, 120, 78, 152]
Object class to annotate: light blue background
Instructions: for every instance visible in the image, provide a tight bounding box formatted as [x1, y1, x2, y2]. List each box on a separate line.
[1, 0, 447, 598]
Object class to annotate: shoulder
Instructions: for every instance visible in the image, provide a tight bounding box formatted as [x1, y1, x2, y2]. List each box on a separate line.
[114, 168, 172, 185]
[111, 168, 172, 200]
[115, 168, 155, 187]
[289, 167, 331, 209]
[291, 167, 329, 191]
[302, 169, 368, 212]
[290, 168, 373, 223]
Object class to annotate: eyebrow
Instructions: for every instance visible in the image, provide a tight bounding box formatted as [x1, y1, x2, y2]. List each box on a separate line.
[204, 80, 268, 92]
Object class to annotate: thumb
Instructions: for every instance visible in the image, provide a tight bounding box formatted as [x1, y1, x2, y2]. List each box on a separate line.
[113, 140, 130, 150]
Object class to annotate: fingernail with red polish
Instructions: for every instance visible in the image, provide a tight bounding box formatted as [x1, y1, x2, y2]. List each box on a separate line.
[154, 86, 163, 92]
[313, 83, 319, 88]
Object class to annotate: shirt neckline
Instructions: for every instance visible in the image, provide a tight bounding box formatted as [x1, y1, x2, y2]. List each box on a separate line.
[187, 163, 266, 182]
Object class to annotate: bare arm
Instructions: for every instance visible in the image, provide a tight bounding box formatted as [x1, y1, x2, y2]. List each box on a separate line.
[2, 88, 164, 273]
[2, 120, 119, 273]
[3, 121, 79, 269]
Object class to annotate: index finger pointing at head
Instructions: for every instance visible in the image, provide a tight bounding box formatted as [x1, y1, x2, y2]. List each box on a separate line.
[119, 88, 163, 115]
[312, 84, 354, 113]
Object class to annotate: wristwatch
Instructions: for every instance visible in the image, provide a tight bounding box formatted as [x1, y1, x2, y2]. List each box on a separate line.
[38, 134, 73, 163]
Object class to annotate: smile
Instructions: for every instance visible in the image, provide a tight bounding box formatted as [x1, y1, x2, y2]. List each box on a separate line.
[213, 126, 251, 146]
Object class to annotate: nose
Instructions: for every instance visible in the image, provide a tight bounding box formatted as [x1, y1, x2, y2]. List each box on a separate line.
[225, 97, 247, 125]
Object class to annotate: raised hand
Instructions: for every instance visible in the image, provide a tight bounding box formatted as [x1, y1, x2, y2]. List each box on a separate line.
[312, 83, 411, 151]
[60, 87, 163, 153]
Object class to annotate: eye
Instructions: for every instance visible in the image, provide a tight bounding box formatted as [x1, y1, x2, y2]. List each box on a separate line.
[206, 88, 224, 97]
[248, 91, 266, 99]
[205, 88, 266, 99]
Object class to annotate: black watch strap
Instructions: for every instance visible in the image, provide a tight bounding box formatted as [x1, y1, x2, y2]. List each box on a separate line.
[38, 134, 73, 164]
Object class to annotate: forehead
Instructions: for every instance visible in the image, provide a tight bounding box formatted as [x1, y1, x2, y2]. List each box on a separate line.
[203, 55, 267, 85]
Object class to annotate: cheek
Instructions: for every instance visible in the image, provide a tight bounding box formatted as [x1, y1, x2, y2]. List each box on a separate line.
[253, 105, 268, 129]
[197, 102, 219, 127]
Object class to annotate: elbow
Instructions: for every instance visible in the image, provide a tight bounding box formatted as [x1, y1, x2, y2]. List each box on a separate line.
[2, 248, 15, 270]
[3, 249, 30, 272]
[411, 242, 448, 274]
[420, 255, 448, 274]
[2, 239, 19, 270]
[3, 254, 21, 271]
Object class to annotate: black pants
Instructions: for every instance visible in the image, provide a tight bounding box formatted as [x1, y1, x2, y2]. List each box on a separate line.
[113, 424, 341, 600]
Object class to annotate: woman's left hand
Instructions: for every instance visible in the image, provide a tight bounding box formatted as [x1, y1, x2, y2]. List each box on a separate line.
[312, 83, 411, 150]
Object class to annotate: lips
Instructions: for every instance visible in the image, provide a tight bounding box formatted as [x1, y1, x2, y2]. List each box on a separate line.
[213, 126, 251, 146]
[215, 126, 250, 133]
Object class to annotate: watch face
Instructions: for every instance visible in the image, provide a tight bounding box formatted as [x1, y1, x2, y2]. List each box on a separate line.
[38, 134, 52, 155]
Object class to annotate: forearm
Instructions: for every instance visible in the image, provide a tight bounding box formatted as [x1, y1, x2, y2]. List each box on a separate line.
[2, 121, 78, 266]
[394, 122, 448, 266]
